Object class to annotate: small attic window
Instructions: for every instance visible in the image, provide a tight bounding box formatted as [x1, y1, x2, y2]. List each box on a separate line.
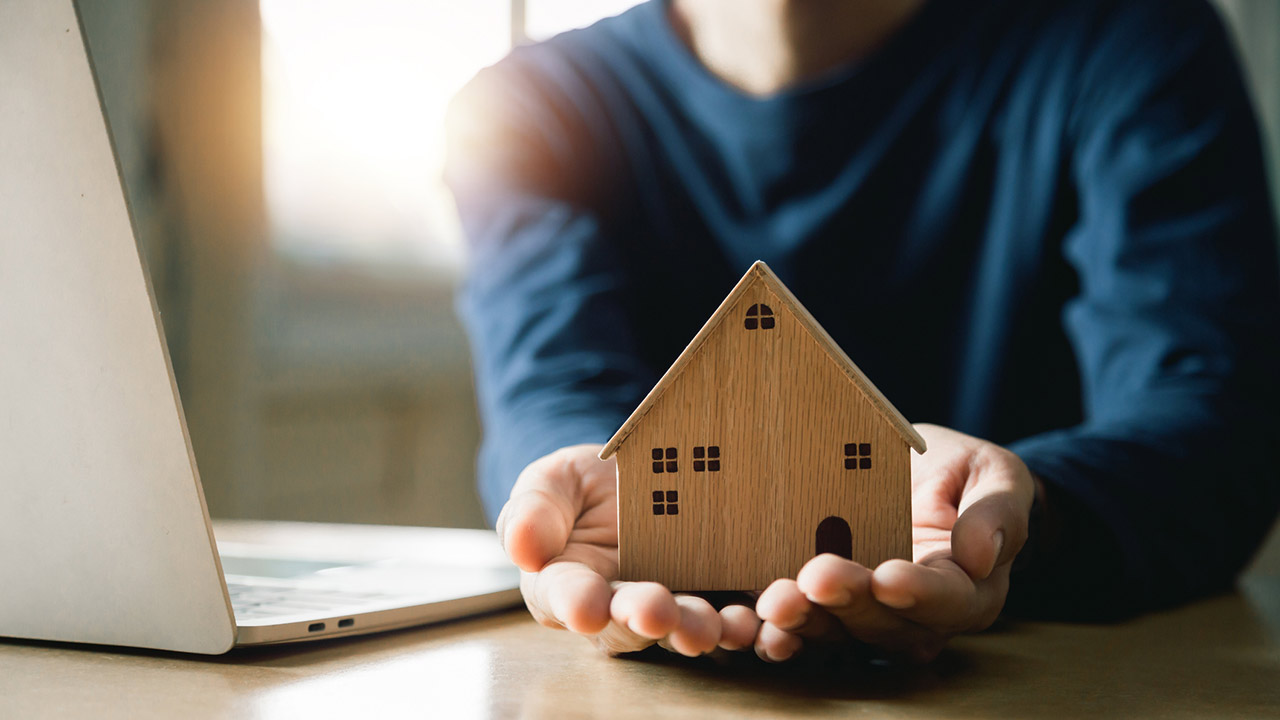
[652, 447, 677, 473]
[744, 304, 775, 330]
[844, 443, 871, 470]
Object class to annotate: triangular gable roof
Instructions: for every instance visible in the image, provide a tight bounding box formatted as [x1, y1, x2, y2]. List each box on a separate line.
[599, 261, 927, 459]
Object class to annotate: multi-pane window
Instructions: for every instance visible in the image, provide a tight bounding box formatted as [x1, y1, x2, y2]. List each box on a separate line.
[693, 445, 720, 472]
[844, 443, 871, 470]
[744, 304, 775, 330]
[652, 490, 678, 516]
[651, 447, 678, 473]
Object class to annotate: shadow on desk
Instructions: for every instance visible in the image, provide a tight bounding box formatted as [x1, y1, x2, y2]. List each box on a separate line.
[511, 590, 1278, 719]
[2, 582, 1278, 719]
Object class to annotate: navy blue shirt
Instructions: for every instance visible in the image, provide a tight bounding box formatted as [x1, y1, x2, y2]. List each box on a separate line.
[445, 0, 1280, 618]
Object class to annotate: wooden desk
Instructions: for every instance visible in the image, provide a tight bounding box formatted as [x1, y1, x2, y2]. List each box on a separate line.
[3, 578, 1278, 719]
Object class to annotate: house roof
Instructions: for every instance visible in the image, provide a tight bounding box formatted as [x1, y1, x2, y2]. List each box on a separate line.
[598, 261, 928, 459]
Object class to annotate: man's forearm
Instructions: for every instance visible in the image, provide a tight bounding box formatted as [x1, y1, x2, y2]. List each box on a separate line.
[1004, 410, 1280, 620]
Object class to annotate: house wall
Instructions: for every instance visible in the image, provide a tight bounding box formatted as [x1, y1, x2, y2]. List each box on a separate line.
[616, 279, 911, 590]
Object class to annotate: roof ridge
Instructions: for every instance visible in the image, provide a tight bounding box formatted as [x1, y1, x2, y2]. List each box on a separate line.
[747, 262, 927, 455]
[599, 261, 926, 459]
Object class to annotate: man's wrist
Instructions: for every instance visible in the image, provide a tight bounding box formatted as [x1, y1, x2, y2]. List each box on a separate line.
[1012, 474, 1051, 574]
[1001, 462, 1128, 619]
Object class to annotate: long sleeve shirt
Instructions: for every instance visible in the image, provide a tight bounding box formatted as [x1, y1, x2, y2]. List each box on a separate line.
[444, 0, 1280, 619]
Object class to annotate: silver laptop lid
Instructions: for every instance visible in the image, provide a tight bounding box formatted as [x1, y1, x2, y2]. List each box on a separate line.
[0, 0, 235, 653]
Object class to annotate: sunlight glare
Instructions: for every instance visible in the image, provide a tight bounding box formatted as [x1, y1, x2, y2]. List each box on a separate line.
[261, 0, 509, 264]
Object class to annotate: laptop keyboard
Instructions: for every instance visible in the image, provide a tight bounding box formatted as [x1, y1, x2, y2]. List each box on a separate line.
[227, 582, 398, 621]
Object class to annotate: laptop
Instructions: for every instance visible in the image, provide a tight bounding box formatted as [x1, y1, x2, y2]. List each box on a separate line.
[0, 0, 520, 654]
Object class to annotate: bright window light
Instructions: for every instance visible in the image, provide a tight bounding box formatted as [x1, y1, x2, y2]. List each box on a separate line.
[524, 0, 644, 42]
[261, 0, 509, 266]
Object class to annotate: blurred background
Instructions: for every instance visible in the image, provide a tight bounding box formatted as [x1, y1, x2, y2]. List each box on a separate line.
[77, 1, 1279, 540]
[78, 0, 645, 530]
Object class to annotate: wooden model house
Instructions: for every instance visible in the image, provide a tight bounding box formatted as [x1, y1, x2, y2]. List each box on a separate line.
[599, 262, 927, 591]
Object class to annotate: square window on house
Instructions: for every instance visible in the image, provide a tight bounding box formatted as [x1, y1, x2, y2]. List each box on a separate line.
[844, 442, 871, 470]
[651, 448, 666, 474]
[693, 445, 721, 472]
[653, 489, 678, 517]
[666, 460, 678, 472]
[665, 447, 677, 459]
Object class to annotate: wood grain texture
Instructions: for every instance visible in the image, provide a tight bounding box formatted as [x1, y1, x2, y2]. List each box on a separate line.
[615, 272, 911, 590]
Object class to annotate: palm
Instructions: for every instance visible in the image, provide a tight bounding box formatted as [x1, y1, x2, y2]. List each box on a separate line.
[753, 424, 1034, 662]
[502, 445, 763, 655]
[556, 458, 620, 579]
[910, 434, 974, 566]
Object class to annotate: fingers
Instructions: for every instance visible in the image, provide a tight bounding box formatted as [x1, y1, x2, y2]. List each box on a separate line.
[756, 578, 844, 638]
[752, 555, 942, 663]
[498, 454, 579, 572]
[591, 584, 733, 658]
[592, 582, 678, 656]
[499, 489, 574, 572]
[795, 555, 918, 641]
[752, 554, 1000, 664]
[610, 582, 679, 638]
[951, 495, 1021, 579]
[755, 620, 804, 662]
[717, 604, 761, 651]
[659, 595, 724, 657]
[950, 447, 1033, 580]
[872, 559, 970, 628]
[796, 554, 946, 662]
[755, 577, 845, 662]
[871, 557, 1007, 634]
[498, 446, 613, 573]
[525, 561, 613, 634]
[592, 621, 659, 656]
[753, 583, 805, 662]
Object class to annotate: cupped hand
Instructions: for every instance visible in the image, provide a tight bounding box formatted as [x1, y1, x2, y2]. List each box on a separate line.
[754, 424, 1035, 663]
[499, 444, 761, 656]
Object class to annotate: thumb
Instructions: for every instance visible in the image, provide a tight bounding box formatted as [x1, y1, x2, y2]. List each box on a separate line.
[950, 450, 1033, 580]
[497, 451, 583, 572]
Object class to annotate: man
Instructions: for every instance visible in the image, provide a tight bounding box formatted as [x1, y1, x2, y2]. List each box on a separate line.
[445, 0, 1280, 662]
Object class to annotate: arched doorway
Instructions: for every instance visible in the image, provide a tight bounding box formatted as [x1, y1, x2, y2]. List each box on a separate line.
[815, 516, 852, 560]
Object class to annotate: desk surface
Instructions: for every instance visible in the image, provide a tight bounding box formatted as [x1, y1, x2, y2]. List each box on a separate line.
[3, 577, 1278, 719]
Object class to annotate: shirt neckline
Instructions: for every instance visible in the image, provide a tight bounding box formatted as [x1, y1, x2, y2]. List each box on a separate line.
[639, 0, 953, 114]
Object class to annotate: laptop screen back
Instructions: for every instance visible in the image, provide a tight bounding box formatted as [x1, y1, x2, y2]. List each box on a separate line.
[0, 0, 235, 653]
